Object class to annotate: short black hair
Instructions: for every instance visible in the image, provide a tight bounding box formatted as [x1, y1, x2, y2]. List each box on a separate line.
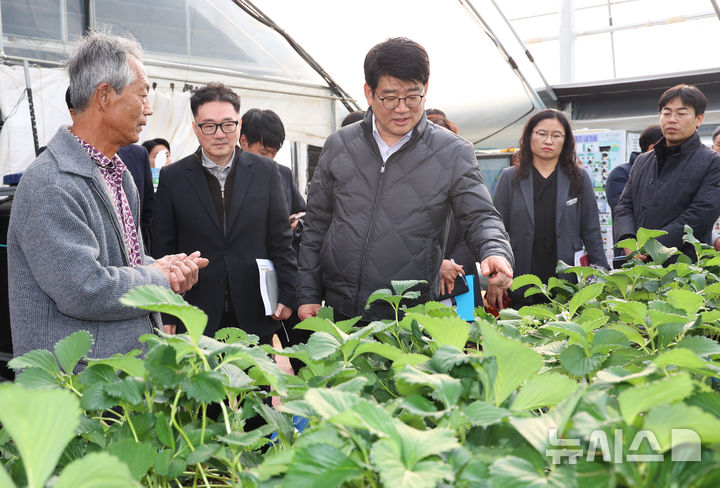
[141, 138, 170, 153]
[638, 124, 663, 152]
[712, 126, 720, 142]
[364, 37, 429, 92]
[341, 110, 365, 127]
[425, 108, 445, 117]
[240, 108, 285, 150]
[658, 84, 707, 116]
[190, 82, 240, 117]
[65, 87, 73, 110]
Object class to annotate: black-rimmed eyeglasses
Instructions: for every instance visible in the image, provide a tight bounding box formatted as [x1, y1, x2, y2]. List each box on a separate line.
[377, 94, 425, 110]
[195, 120, 239, 135]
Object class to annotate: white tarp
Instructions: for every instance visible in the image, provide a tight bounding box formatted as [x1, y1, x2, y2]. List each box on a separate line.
[0, 62, 336, 175]
[0, 65, 71, 176]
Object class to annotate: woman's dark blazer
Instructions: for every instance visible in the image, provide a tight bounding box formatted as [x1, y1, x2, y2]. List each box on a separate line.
[492, 165, 608, 293]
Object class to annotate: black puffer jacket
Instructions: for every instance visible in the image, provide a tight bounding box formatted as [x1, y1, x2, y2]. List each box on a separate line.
[297, 110, 513, 319]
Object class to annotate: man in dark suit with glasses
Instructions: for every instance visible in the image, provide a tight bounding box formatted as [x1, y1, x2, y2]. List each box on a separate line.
[152, 83, 296, 341]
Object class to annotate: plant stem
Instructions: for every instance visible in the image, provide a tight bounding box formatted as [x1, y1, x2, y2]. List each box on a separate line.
[201, 403, 207, 444]
[198, 464, 212, 488]
[145, 390, 154, 413]
[62, 380, 83, 397]
[194, 344, 211, 372]
[124, 406, 140, 443]
[377, 379, 398, 398]
[105, 407, 124, 419]
[219, 400, 231, 434]
[92, 415, 122, 425]
[170, 388, 195, 452]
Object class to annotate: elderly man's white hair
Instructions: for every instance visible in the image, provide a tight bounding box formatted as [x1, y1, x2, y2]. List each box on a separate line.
[66, 30, 144, 113]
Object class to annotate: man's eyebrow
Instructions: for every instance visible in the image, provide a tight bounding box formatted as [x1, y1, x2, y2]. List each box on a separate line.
[379, 84, 422, 95]
[198, 117, 236, 123]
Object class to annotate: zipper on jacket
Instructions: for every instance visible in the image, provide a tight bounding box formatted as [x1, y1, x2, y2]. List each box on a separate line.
[90, 182, 131, 266]
[353, 140, 416, 316]
[221, 182, 227, 236]
[353, 120, 425, 315]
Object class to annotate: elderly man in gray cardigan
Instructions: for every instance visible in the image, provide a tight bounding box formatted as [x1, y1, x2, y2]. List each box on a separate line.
[8, 31, 208, 363]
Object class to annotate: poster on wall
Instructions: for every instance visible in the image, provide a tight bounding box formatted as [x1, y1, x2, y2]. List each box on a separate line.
[476, 154, 512, 197]
[574, 130, 627, 263]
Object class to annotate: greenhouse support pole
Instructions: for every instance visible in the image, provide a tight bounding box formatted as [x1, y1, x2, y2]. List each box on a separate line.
[0, 4, 4, 56]
[487, 0, 558, 102]
[712, 0, 720, 22]
[559, 0, 575, 83]
[23, 60, 41, 157]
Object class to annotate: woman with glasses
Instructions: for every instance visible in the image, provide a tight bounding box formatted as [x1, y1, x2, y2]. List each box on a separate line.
[485, 108, 608, 310]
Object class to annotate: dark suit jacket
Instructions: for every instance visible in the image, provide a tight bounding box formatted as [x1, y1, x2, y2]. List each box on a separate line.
[605, 152, 638, 215]
[151, 147, 297, 338]
[493, 165, 608, 301]
[277, 163, 306, 214]
[118, 144, 154, 249]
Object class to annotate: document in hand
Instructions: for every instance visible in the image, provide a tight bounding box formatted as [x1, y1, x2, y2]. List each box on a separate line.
[256, 259, 278, 316]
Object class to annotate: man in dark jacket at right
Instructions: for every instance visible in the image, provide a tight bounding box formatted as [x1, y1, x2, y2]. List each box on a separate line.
[614, 84, 720, 259]
[297, 37, 514, 321]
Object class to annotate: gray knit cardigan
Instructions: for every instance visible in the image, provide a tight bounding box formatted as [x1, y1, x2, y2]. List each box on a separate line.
[8, 127, 169, 361]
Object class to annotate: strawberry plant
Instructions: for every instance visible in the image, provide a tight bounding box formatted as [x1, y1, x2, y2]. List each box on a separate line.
[0, 227, 719, 487]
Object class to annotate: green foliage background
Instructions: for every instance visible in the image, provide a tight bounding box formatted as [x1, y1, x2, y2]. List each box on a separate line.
[1, 227, 720, 487]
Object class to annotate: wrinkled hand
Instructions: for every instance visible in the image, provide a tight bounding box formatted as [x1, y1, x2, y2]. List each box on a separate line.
[623, 247, 648, 261]
[714, 237, 720, 252]
[480, 255, 514, 290]
[485, 284, 508, 311]
[272, 303, 292, 321]
[298, 303, 321, 321]
[151, 251, 209, 294]
[162, 324, 177, 335]
[439, 259, 464, 295]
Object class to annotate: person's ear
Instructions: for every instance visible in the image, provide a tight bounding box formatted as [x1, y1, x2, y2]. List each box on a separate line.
[191, 120, 202, 139]
[95, 82, 113, 111]
[696, 113, 705, 128]
[239, 134, 249, 149]
[364, 83, 374, 107]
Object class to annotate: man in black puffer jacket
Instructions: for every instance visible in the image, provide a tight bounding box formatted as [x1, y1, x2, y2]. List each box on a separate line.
[297, 37, 514, 321]
[614, 84, 720, 261]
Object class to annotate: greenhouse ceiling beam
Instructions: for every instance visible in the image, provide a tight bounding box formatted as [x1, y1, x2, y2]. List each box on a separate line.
[459, 0, 545, 111]
[0, 4, 3, 56]
[606, 0, 617, 78]
[230, 0, 360, 113]
[559, 0, 575, 83]
[511, 0, 639, 22]
[0, 53, 347, 103]
[84, 0, 95, 32]
[525, 11, 715, 43]
[487, 0, 558, 102]
[459, 0, 540, 144]
[710, 0, 720, 22]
